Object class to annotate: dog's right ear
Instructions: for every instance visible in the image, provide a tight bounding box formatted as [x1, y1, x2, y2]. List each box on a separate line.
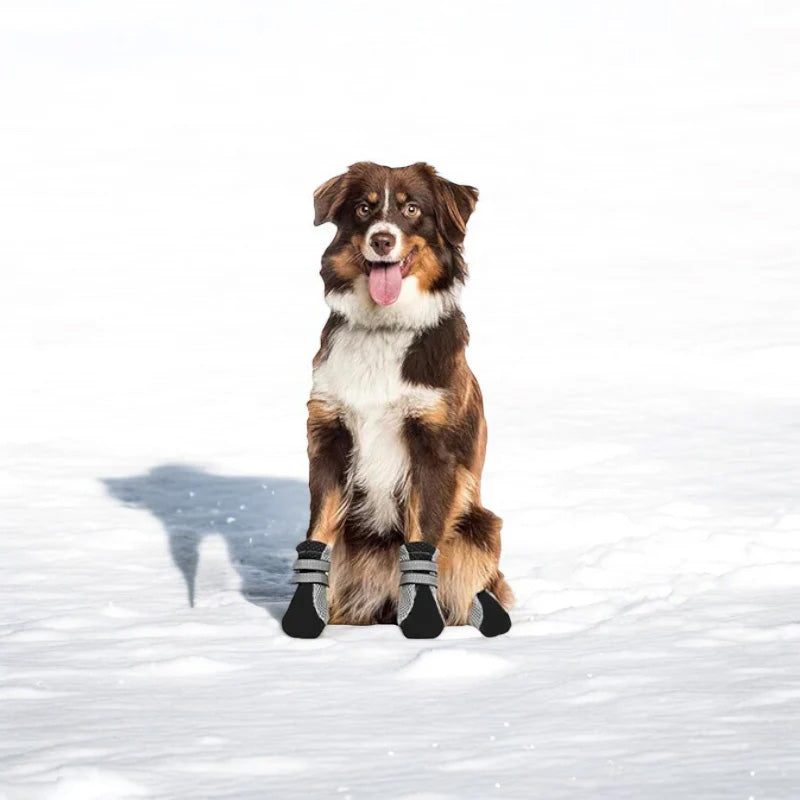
[313, 172, 349, 226]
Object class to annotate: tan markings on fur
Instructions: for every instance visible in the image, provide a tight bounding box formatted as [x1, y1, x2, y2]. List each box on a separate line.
[445, 467, 479, 532]
[404, 489, 423, 543]
[416, 395, 449, 428]
[449, 356, 472, 415]
[443, 469, 480, 571]
[472, 413, 488, 484]
[459, 374, 488, 483]
[367, 191, 379, 204]
[437, 535, 496, 624]
[307, 398, 340, 441]
[307, 399, 344, 465]
[328, 240, 364, 283]
[487, 571, 515, 611]
[308, 487, 345, 545]
[328, 545, 400, 625]
[436, 508, 507, 624]
[396, 191, 407, 204]
[405, 235, 444, 291]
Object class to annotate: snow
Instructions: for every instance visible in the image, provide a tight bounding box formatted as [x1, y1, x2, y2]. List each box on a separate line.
[1, 0, 800, 797]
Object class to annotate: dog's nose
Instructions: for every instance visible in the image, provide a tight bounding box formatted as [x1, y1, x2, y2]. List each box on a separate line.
[370, 232, 396, 257]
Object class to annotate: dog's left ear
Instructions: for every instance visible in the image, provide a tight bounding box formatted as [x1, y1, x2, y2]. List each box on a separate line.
[313, 171, 349, 226]
[422, 166, 479, 247]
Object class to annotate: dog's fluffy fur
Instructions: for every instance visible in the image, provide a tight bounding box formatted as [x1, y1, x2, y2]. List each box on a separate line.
[307, 161, 512, 625]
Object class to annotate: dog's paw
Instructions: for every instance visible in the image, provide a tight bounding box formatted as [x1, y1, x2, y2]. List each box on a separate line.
[398, 542, 445, 639]
[469, 590, 511, 637]
[281, 540, 330, 639]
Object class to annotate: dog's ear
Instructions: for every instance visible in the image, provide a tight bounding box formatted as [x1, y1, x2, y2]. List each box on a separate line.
[417, 164, 478, 247]
[313, 171, 349, 226]
[435, 178, 479, 247]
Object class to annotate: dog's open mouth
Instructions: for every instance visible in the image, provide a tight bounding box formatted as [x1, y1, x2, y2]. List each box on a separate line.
[364, 247, 418, 307]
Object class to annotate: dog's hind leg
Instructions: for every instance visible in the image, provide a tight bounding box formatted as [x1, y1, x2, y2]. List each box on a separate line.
[282, 400, 350, 639]
[399, 409, 512, 637]
[436, 505, 513, 636]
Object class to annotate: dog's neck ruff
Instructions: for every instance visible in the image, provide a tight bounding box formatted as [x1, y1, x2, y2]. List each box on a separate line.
[325, 274, 463, 331]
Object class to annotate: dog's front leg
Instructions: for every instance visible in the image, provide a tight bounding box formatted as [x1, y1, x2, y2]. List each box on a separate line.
[395, 417, 458, 638]
[281, 399, 350, 638]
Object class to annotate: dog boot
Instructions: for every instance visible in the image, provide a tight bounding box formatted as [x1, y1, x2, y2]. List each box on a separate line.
[468, 590, 511, 637]
[397, 542, 445, 639]
[281, 540, 331, 639]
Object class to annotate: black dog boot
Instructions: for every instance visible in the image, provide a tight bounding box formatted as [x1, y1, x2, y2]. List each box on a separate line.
[281, 540, 331, 639]
[469, 590, 511, 637]
[397, 542, 445, 639]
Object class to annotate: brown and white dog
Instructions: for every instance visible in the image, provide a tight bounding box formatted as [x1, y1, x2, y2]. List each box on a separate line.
[282, 162, 512, 639]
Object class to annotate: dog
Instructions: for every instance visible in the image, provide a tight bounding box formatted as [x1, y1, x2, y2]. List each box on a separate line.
[282, 162, 512, 638]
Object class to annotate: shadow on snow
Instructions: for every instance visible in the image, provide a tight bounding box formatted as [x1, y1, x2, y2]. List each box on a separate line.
[102, 464, 308, 619]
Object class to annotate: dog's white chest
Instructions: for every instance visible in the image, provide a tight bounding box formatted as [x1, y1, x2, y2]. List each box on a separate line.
[311, 324, 442, 532]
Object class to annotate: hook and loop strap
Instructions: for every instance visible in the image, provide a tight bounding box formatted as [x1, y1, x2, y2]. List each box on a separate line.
[294, 559, 329, 571]
[291, 557, 330, 586]
[399, 558, 438, 587]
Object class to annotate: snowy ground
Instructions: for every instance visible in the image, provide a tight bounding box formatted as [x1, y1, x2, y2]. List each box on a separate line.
[2, 1, 800, 797]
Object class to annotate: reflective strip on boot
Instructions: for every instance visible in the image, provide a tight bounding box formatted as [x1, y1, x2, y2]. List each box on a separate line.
[397, 544, 441, 626]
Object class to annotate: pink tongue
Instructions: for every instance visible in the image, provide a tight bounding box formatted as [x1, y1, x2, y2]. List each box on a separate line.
[368, 263, 403, 306]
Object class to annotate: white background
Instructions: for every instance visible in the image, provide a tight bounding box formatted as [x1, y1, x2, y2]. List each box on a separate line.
[1, 1, 799, 798]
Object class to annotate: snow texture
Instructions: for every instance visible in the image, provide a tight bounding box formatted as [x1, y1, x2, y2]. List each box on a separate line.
[2, 1, 799, 797]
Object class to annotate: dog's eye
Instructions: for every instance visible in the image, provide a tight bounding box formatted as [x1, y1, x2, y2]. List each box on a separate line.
[404, 202, 420, 218]
[355, 202, 371, 219]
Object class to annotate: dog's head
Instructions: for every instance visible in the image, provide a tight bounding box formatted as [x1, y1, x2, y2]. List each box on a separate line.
[314, 162, 478, 312]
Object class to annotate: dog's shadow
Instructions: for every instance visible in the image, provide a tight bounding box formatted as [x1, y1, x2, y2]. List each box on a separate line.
[102, 464, 308, 619]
